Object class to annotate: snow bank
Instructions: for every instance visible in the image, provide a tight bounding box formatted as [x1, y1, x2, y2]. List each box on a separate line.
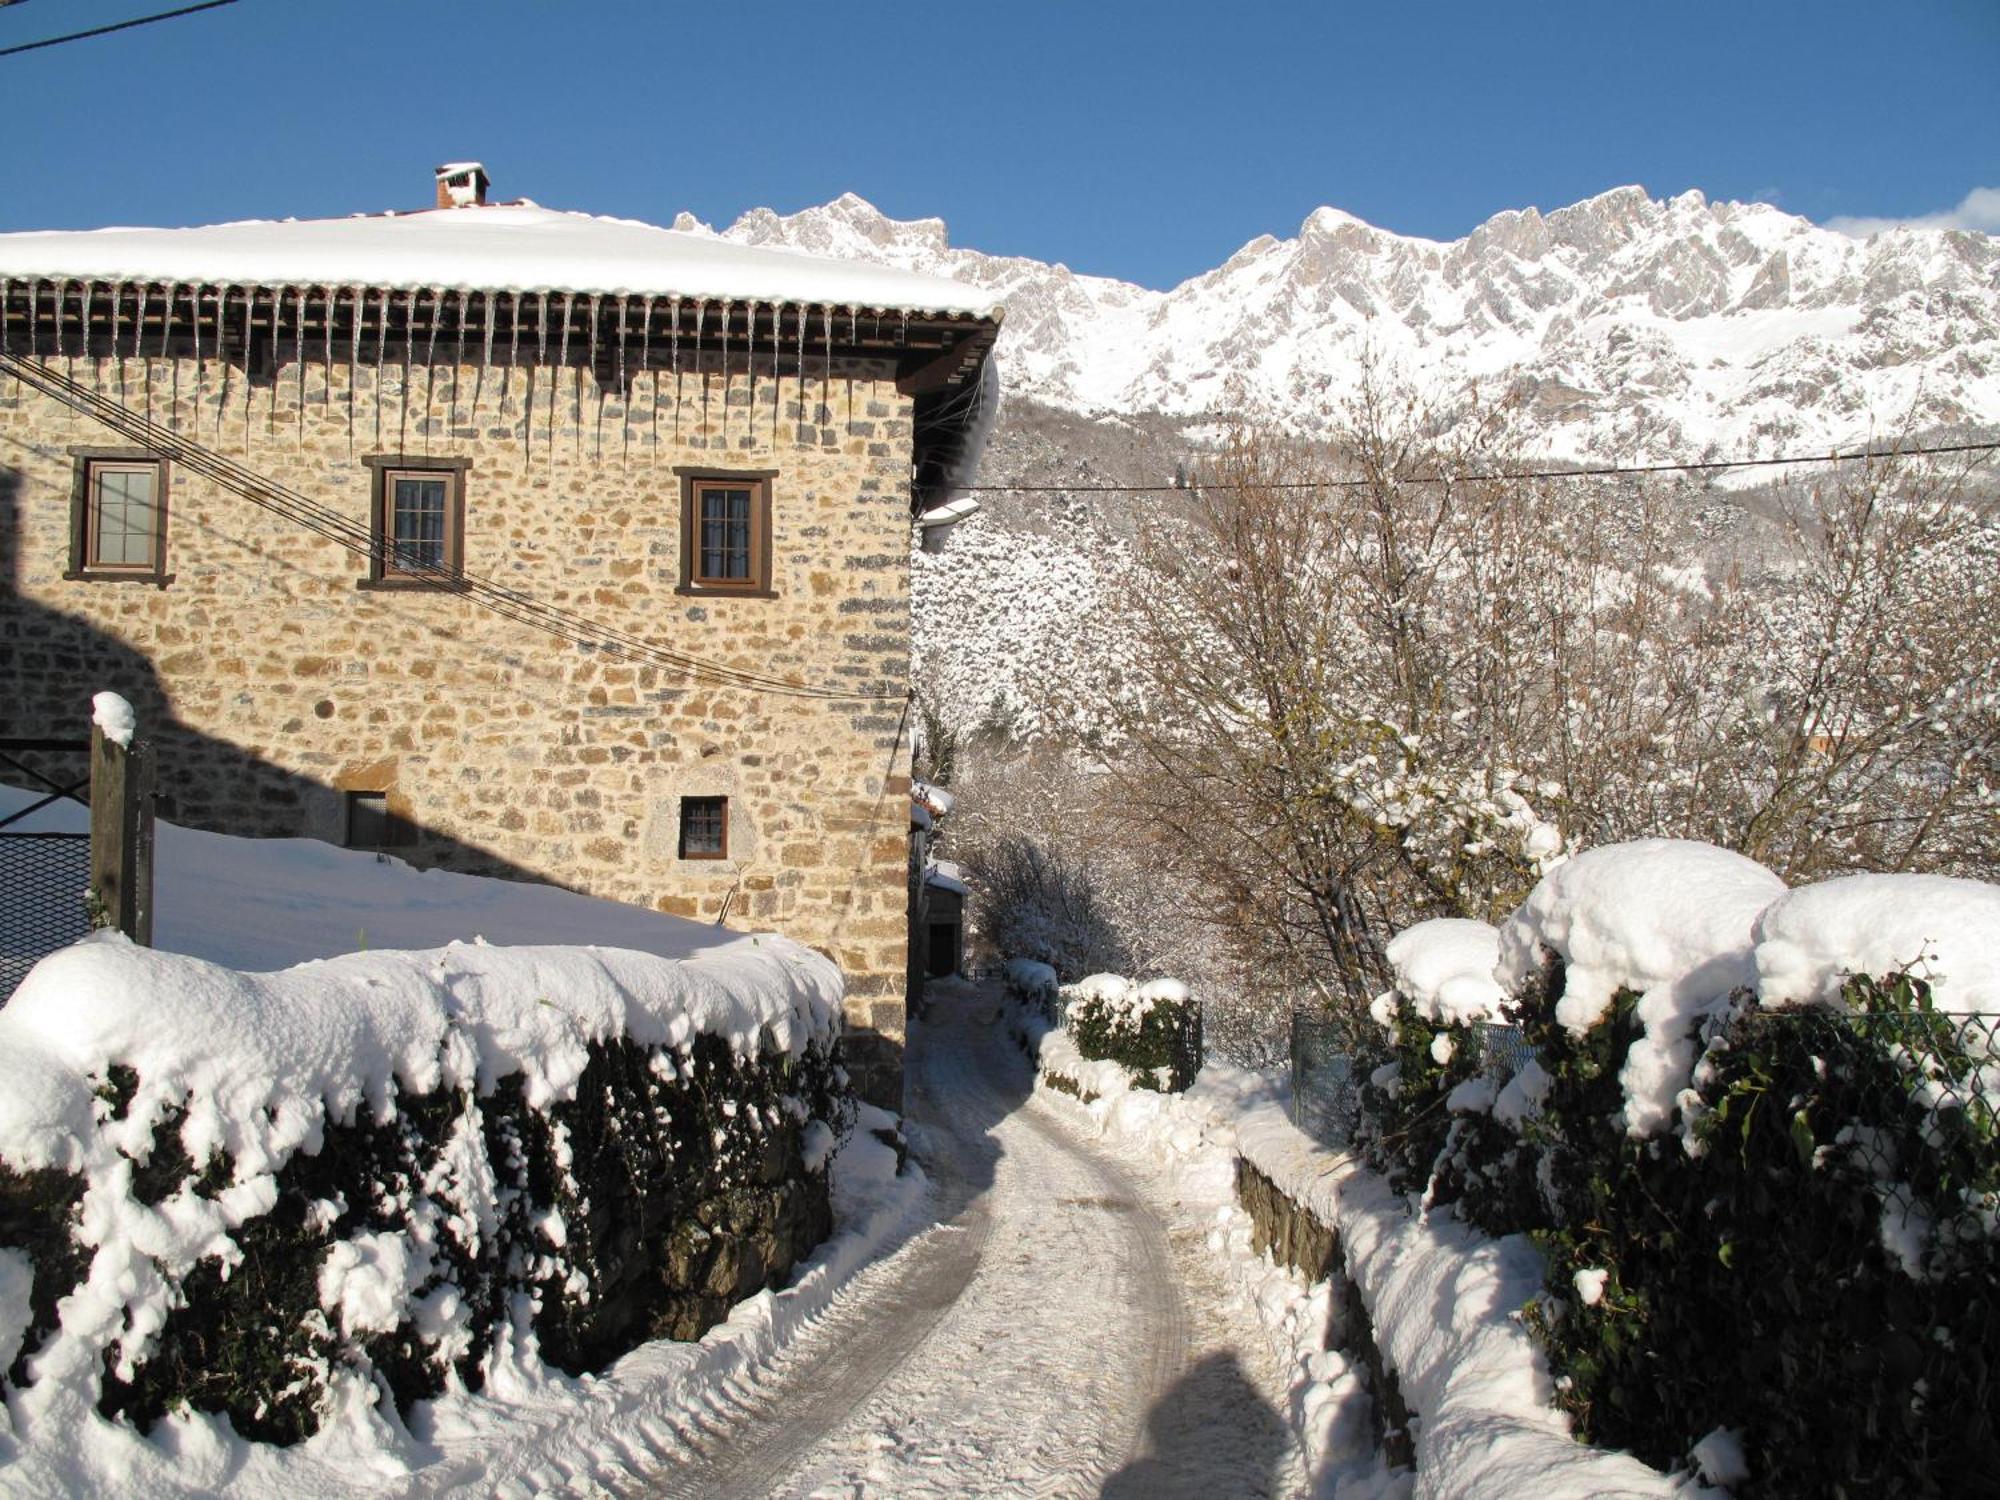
[1496, 840, 1785, 1136]
[1753, 873, 2000, 1015]
[0, 783, 761, 973]
[1231, 1106, 1720, 1500]
[1381, 919, 1507, 1026]
[0, 204, 1003, 317]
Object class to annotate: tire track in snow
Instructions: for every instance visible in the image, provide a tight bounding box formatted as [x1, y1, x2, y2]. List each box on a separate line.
[634, 987, 1194, 1499]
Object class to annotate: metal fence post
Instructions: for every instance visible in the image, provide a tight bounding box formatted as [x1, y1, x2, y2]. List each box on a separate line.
[89, 724, 153, 946]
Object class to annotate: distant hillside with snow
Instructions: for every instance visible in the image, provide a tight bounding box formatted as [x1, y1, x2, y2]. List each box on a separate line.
[677, 187, 2000, 739]
[691, 186, 2000, 464]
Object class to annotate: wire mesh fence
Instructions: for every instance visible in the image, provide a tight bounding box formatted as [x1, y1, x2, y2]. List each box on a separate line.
[0, 832, 92, 1002]
[1290, 1013, 1363, 1148]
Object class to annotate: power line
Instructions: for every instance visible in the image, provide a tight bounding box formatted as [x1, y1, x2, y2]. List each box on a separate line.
[945, 439, 2000, 495]
[0, 0, 238, 59]
[0, 352, 903, 704]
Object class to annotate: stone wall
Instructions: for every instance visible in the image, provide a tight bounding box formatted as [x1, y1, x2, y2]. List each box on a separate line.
[0, 339, 916, 1102]
[1234, 1157, 1415, 1470]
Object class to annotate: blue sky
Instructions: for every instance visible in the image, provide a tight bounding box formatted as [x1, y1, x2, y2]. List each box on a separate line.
[2, 0, 1994, 289]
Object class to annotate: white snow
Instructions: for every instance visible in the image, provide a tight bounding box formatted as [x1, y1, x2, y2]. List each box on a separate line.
[1497, 840, 1786, 1137]
[1385, 919, 1508, 1026]
[0, 204, 1003, 319]
[1752, 873, 2000, 1016]
[1019, 993, 1717, 1499]
[89, 692, 136, 750]
[1571, 1267, 1609, 1307]
[0, 1247, 32, 1373]
[1689, 1428, 1749, 1487]
[0, 783, 775, 972]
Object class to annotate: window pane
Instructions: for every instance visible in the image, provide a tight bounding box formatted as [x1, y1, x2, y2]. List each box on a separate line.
[91, 467, 157, 567]
[680, 796, 726, 857]
[391, 476, 449, 571]
[698, 487, 752, 580]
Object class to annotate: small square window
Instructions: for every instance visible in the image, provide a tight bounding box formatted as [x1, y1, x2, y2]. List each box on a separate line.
[364, 457, 467, 587]
[678, 470, 774, 595]
[679, 796, 728, 860]
[345, 791, 409, 849]
[68, 453, 169, 582]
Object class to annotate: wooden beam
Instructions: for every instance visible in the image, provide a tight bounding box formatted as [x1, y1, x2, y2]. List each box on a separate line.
[895, 327, 996, 396]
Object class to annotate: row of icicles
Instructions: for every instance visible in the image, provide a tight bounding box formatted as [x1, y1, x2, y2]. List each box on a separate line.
[0, 279, 925, 464]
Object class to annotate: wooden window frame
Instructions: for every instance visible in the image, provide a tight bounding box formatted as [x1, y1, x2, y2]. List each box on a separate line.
[66, 449, 171, 585]
[361, 454, 469, 590]
[678, 795, 729, 860]
[677, 467, 776, 597]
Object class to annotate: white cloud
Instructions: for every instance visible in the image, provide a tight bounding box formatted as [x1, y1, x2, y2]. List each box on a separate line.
[1825, 186, 2000, 238]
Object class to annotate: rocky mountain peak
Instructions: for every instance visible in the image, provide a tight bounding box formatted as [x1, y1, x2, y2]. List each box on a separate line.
[710, 188, 2000, 461]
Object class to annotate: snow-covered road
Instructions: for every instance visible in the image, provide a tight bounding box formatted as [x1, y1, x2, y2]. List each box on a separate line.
[638, 983, 1305, 1499]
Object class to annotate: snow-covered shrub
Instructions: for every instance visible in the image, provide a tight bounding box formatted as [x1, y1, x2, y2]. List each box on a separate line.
[0, 934, 850, 1449]
[1065, 974, 1202, 1092]
[1518, 966, 2000, 1499]
[1350, 845, 2000, 1497]
[1002, 957, 1060, 1020]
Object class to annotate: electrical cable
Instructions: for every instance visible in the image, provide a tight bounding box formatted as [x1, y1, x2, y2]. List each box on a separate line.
[0, 351, 904, 703]
[942, 439, 2000, 495]
[0, 0, 238, 58]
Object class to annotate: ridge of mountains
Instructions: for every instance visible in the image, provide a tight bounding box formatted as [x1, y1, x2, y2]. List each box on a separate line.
[682, 186, 2000, 464]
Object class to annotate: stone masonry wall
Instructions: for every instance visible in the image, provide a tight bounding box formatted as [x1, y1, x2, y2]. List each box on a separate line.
[0, 338, 916, 1103]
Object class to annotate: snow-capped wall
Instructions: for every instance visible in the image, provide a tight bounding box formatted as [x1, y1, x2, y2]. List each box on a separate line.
[0, 932, 848, 1481]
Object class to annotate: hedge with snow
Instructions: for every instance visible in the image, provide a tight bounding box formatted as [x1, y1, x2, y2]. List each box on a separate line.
[0, 932, 850, 1455]
[1349, 839, 2000, 1498]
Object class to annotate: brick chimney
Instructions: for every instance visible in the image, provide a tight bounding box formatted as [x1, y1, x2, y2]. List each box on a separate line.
[434, 162, 489, 210]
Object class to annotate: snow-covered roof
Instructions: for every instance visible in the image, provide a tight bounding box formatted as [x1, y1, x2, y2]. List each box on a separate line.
[0, 203, 1005, 319]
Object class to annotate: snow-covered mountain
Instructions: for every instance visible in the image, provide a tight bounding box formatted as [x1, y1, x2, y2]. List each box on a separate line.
[685, 187, 2000, 461]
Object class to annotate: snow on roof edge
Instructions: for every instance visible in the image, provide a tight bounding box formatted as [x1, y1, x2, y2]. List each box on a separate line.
[0, 204, 1006, 321]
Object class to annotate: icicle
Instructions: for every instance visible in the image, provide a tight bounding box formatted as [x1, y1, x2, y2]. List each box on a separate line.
[745, 301, 758, 436]
[478, 290, 495, 419]
[797, 303, 808, 445]
[449, 289, 467, 433]
[822, 304, 833, 441]
[321, 285, 335, 411]
[295, 288, 308, 451]
[773, 300, 785, 446]
[264, 287, 280, 441]
[670, 296, 682, 442]
[588, 292, 603, 462]
[375, 286, 390, 454]
[420, 288, 442, 455]
[27, 278, 41, 363]
[717, 299, 730, 446]
[694, 298, 707, 441]
[617, 295, 631, 464]
[557, 292, 574, 464]
[56, 279, 73, 382]
[190, 284, 204, 436]
[639, 294, 655, 450]
[110, 283, 124, 406]
[80, 282, 97, 389]
[240, 285, 254, 450]
[349, 287, 363, 450]
[537, 292, 552, 462]
[212, 282, 236, 444]
[136, 285, 152, 426]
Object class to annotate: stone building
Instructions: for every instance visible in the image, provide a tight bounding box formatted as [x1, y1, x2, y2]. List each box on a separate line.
[0, 166, 1002, 1104]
